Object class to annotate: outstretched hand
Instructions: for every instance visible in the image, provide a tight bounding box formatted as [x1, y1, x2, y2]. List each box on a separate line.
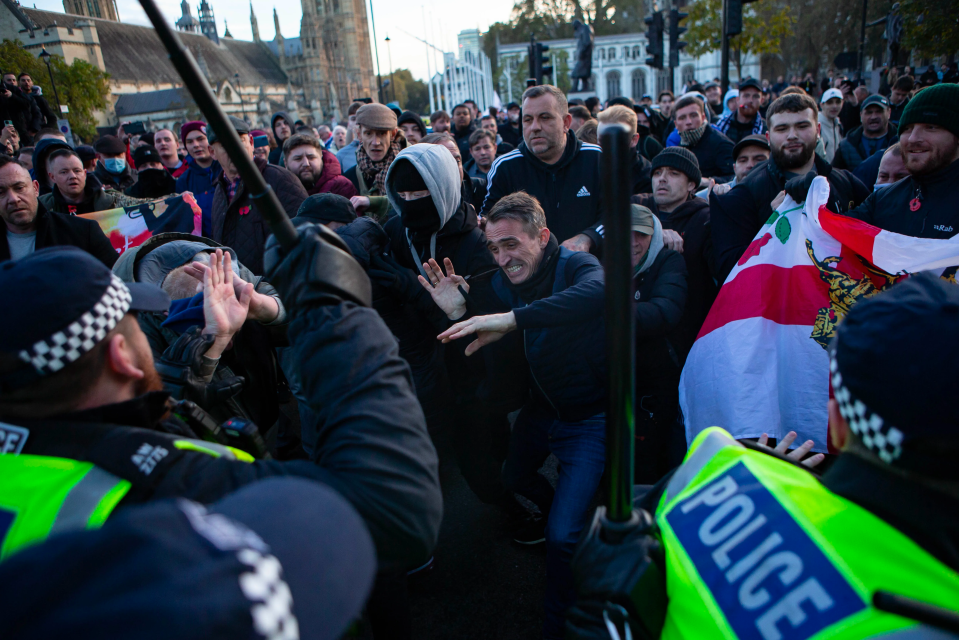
[183, 254, 278, 323]
[437, 311, 517, 356]
[191, 249, 252, 359]
[757, 431, 825, 468]
[417, 257, 469, 320]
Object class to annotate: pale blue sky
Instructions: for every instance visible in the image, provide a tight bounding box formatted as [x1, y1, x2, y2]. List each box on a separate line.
[27, 0, 516, 80]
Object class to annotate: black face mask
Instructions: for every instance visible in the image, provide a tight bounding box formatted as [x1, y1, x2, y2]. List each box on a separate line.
[399, 195, 440, 234]
[136, 168, 176, 198]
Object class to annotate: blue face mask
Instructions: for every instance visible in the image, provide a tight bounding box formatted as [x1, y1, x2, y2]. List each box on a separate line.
[873, 182, 891, 191]
[104, 157, 126, 173]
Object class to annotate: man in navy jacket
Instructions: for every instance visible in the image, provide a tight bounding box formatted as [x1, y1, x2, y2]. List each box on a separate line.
[435, 191, 605, 640]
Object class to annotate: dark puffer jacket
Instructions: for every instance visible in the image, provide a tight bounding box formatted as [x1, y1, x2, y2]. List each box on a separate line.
[684, 125, 735, 183]
[211, 156, 307, 275]
[38, 173, 119, 215]
[711, 154, 870, 282]
[490, 247, 606, 422]
[633, 193, 716, 363]
[832, 126, 898, 171]
[844, 158, 959, 239]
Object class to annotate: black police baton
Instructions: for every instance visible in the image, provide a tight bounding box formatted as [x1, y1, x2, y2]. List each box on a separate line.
[135, 0, 299, 251]
[599, 121, 636, 528]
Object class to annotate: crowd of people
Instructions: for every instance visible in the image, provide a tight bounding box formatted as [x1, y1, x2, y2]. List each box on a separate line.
[1, 59, 958, 639]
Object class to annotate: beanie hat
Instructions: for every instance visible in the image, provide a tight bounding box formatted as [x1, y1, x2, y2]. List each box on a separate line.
[297, 193, 357, 225]
[397, 111, 427, 138]
[132, 144, 162, 167]
[75, 145, 96, 164]
[179, 121, 207, 145]
[388, 158, 428, 192]
[355, 104, 397, 131]
[651, 146, 701, 186]
[898, 83, 959, 138]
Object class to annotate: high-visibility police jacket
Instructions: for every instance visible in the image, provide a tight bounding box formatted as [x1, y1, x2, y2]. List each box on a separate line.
[0, 420, 254, 560]
[654, 427, 959, 639]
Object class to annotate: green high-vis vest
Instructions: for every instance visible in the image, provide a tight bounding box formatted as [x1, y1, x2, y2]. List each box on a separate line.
[0, 455, 130, 560]
[654, 427, 959, 639]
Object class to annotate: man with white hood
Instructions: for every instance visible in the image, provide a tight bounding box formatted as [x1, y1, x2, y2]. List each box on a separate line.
[369, 143, 522, 520]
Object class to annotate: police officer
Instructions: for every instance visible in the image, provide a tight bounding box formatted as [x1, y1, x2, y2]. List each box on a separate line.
[567, 273, 959, 639]
[0, 238, 442, 572]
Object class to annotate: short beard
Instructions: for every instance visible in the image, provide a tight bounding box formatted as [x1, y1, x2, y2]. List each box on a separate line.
[298, 170, 318, 189]
[136, 364, 166, 397]
[904, 142, 959, 177]
[772, 139, 816, 171]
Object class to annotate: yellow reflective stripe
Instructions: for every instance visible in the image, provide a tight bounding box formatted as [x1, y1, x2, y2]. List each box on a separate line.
[174, 439, 237, 460]
[225, 446, 254, 463]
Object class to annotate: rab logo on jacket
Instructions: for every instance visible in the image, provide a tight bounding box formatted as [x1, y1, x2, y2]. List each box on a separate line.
[576, 186, 591, 197]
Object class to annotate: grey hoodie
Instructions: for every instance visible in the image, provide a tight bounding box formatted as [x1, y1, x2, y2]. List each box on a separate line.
[384, 144, 461, 278]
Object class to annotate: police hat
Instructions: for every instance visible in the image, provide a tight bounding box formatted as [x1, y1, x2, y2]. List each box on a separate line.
[0, 478, 376, 640]
[830, 273, 959, 477]
[0, 247, 169, 391]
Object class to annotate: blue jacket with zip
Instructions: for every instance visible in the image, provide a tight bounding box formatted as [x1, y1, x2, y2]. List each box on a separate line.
[490, 247, 606, 422]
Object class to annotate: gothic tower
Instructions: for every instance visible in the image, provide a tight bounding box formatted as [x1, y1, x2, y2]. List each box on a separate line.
[273, 8, 285, 67]
[175, 0, 200, 33]
[250, 2, 260, 43]
[198, 0, 219, 44]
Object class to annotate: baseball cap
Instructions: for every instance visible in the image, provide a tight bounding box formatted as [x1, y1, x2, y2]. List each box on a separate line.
[0, 247, 169, 392]
[860, 94, 890, 111]
[738, 77, 762, 92]
[830, 273, 959, 478]
[93, 134, 126, 155]
[630, 204, 655, 235]
[703, 81, 719, 91]
[132, 144, 162, 167]
[0, 478, 376, 640]
[207, 115, 251, 145]
[732, 134, 771, 160]
[821, 88, 843, 104]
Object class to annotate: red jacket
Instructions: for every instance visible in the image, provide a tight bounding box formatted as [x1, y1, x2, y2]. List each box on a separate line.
[307, 149, 357, 198]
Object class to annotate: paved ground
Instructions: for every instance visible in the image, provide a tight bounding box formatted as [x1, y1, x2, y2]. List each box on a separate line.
[408, 432, 548, 639]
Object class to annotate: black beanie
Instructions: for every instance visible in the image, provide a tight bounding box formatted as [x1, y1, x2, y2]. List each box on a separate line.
[651, 147, 702, 186]
[297, 193, 357, 225]
[389, 159, 428, 192]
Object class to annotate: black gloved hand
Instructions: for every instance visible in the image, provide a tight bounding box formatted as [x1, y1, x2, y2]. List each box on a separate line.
[335, 216, 389, 271]
[155, 326, 245, 408]
[784, 170, 818, 203]
[368, 253, 427, 305]
[264, 221, 372, 310]
[567, 506, 666, 640]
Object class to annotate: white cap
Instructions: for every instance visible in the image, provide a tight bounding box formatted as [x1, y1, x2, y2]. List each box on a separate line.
[821, 88, 843, 104]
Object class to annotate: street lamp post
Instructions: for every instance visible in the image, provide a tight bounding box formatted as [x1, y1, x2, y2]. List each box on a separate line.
[369, 0, 384, 103]
[234, 72, 246, 122]
[38, 48, 63, 116]
[385, 35, 396, 103]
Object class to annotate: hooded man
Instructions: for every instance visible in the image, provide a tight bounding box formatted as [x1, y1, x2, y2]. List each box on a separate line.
[629, 204, 688, 483]
[38, 148, 119, 215]
[819, 87, 845, 163]
[268, 111, 294, 166]
[397, 111, 427, 144]
[498, 102, 522, 147]
[93, 135, 137, 191]
[632, 147, 715, 362]
[125, 145, 178, 199]
[30, 136, 72, 195]
[374, 143, 517, 515]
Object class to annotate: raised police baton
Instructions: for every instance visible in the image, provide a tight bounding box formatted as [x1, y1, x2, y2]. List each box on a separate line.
[599, 122, 636, 526]
[135, 0, 299, 251]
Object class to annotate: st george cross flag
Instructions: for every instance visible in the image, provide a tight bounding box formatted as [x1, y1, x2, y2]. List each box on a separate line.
[79, 193, 202, 257]
[680, 177, 959, 452]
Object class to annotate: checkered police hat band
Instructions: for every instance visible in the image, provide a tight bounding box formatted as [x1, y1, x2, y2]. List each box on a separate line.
[829, 352, 904, 464]
[18, 274, 132, 376]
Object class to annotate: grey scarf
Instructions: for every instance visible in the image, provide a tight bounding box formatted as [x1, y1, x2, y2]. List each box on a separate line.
[680, 122, 708, 148]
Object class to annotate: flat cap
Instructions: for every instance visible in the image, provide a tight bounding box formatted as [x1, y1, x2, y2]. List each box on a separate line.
[354, 103, 397, 131]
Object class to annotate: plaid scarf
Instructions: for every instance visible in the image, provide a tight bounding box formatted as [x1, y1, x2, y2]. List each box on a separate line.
[356, 130, 406, 195]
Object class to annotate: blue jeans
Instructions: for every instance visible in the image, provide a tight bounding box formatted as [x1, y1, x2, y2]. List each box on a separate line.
[502, 406, 607, 640]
